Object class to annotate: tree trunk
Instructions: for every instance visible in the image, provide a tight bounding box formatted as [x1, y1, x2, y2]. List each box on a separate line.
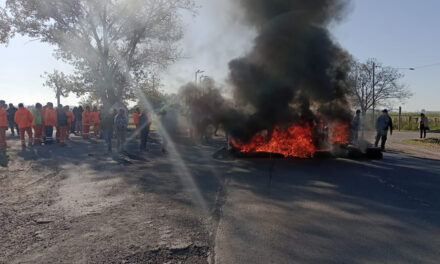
[56, 91, 61, 107]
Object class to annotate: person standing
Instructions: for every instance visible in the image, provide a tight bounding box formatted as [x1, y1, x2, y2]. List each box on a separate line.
[82, 106, 91, 139]
[43, 102, 57, 144]
[0, 100, 8, 149]
[114, 109, 128, 153]
[92, 107, 101, 138]
[133, 108, 140, 139]
[7, 103, 18, 136]
[418, 113, 429, 139]
[159, 110, 168, 154]
[32, 103, 44, 145]
[101, 109, 116, 153]
[139, 110, 152, 151]
[14, 103, 34, 147]
[65, 106, 74, 139]
[72, 107, 78, 134]
[41, 104, 47, 142]
[351, 110, 361, 144]
[56, 106, 68, 146]
[374, 109, 393, 151]
[74, 106, 83, 135]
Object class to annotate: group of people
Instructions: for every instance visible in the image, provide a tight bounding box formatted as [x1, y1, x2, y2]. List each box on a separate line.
[351, 109, 431, 151]
[0, 101, 72, 148]
[0, 101, 154, 154]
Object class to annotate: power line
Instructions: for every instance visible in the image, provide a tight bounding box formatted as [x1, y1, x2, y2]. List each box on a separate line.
[414, 62, 440, 69]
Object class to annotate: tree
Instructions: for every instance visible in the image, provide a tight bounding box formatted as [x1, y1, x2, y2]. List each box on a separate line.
[0, 8, 10, 43]
[349, 58, 412, 113]
[1, 0, 195, 108]
[43, 70, 75, 106]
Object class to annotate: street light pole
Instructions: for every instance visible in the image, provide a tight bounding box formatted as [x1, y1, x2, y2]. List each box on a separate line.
[195, 69, 204, 85]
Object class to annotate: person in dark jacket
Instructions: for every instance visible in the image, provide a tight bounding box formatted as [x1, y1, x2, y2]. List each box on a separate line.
[7, 103, 18, 136]
[418, 113, 429, 139]
[71, 107, 78, 135]
[74, 106, 83, 135]
[56, 105, 68, 146]
[101, 109, 116, 153]
[374, 109, 393, 151]
[114, 108, 128, 153]
[139, 110, 152, 151]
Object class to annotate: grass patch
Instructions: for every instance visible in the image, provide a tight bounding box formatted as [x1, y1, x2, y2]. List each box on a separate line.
[403, 138, 440, 149]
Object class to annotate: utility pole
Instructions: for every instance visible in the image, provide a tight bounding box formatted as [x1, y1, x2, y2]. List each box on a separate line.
[398, 106, 402, 131]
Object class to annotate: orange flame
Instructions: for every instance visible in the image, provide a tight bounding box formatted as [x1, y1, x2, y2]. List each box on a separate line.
[330, 122, 350, 145]
[232, 123, 316, 158]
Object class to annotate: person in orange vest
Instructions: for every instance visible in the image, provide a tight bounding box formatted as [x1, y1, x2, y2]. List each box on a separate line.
[82, 106, 91, 139]
[32, 103, 44, 145]
[0, 100, 8, 149]
[65, 105, 74, 140]
[14, 103, 34, 147]
[133, 107, 140, 139]
[43, 102, 57, 144]
[92, 106, 101, 138]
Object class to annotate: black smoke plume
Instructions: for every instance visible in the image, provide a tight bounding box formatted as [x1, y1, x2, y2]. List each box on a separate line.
[223, 0, 353, 142]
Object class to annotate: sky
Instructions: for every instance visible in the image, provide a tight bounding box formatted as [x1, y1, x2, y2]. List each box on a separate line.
[0, 0, 439, 112]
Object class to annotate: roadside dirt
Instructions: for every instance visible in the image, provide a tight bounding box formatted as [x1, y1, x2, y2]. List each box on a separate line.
[0, 133, 221, 263]
[362, 131, 440, 160]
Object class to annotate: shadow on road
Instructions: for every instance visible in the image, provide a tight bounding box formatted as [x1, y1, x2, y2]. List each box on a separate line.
[215, 151, 440, 263]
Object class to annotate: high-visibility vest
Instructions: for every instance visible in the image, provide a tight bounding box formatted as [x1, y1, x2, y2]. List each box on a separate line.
[14, 107, 34, 129]
[0, 107, 7, 127]
[66, 110, 74, 124]
[82, 110, 91, 125]
[44, 108, 57, 126]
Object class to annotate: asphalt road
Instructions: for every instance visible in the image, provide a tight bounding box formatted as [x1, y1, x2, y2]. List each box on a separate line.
[214, 132, 440, 263]
[1, 130, 439, 263]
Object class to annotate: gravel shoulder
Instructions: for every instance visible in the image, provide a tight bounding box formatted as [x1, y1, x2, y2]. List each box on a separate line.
[377, 131, 440, 160]
[0, 133, 225, 263]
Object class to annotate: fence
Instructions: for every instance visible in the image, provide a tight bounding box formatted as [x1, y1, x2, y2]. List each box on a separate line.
[356, 112, 440, 132]
[390, 115, 440, 131]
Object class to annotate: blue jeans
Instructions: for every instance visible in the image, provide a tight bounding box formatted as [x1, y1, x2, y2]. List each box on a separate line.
[45, 126, 54, 143]
[140, 128, 150, 150]
[103, 128, 113, 151]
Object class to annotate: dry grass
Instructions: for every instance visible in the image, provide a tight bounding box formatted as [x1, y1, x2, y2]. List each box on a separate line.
[403, 138, 440, 149]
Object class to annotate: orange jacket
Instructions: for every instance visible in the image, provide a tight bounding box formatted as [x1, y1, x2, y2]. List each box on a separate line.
[92, 111, 101, 124]
[14, 107, 34, 129]
[82, 110, 91, 124]
[66, 110, 74, 124]
[44, 108, 57, 126]
[0, 107, 7, 127]
[133, 111, 140, 125]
